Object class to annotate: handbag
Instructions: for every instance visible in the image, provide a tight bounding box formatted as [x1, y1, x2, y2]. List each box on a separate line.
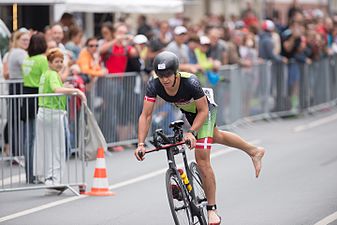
[79, 104, 107, 161]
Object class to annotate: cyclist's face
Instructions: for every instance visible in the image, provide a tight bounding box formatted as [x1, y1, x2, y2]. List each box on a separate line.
[158, 74, 175, 88]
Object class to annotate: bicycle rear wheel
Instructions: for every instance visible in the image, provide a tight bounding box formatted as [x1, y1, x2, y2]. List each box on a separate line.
[189, 162, 208, 225]
[166, 169, 193, 225]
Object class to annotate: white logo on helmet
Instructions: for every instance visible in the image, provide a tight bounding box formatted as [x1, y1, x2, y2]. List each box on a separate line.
[158, 63, 166, 70]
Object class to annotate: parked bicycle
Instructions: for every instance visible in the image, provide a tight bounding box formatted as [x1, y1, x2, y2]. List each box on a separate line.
[138, 120, 208, 225]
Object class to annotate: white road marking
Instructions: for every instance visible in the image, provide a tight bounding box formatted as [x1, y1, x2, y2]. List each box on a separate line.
[314, 211, 337, 225]
[294, 113, 337, 132]
[0, 139, 260, 223]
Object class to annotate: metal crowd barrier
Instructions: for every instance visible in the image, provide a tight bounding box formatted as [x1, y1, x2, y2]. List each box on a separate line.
[86, 55, 337, 146]
[0, 91, 86, 195]
[2, 55, 337, 159]
[85, 72, 147, 146]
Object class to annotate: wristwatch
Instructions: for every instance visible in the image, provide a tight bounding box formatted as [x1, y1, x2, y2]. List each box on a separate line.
[187, 129, 197, 138]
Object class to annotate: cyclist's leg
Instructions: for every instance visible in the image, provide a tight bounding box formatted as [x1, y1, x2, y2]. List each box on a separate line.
[213, 127, 265, 178]
[195, 141, 221, 224]
[194, 106, 220, 224]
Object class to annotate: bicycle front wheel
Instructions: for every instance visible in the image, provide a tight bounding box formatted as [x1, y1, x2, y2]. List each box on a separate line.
[190, 162, 208, 225]
[166, 169, 193, 225]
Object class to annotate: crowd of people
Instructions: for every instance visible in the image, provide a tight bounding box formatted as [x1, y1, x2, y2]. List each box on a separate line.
[1, 0, 337, 184]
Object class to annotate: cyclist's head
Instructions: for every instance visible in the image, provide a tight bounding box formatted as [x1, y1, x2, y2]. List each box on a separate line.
[153, 51, 179, 78]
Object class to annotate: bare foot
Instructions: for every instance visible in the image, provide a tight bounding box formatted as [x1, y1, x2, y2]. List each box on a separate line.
[251, 147, 265, 178]
[208, 210, 221, 225]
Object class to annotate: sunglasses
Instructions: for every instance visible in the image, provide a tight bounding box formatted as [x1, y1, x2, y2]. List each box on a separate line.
[88, 44, 98, 48]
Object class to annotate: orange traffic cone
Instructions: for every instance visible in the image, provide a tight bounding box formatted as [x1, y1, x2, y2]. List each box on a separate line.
[85, 147, 115, 196]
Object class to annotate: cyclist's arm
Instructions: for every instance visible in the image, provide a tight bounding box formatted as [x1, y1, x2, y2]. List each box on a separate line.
[138, 99, 156, 144]
[190, 96, 209, 132]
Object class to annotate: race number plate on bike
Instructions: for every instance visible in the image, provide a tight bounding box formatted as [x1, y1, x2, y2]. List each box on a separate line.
[202, 88, 217, 106]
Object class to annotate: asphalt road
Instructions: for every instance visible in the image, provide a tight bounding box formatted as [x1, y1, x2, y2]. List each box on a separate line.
[1, 108, 337, 225]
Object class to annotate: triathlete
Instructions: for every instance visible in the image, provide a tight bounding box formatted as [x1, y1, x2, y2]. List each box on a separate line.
[134, 51, 265, 225]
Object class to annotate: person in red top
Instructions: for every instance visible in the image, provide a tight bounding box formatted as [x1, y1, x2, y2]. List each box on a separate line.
[99, 23, 139, 151]
[99, 23, 138, 74]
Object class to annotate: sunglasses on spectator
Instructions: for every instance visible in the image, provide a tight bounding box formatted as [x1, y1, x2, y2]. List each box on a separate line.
[88, 44, 98, 48]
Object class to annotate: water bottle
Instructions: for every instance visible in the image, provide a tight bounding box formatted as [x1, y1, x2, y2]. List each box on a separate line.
[178, 168, 192, 192]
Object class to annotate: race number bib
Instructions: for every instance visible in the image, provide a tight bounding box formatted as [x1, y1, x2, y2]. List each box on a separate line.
[202, 88, 217, 106]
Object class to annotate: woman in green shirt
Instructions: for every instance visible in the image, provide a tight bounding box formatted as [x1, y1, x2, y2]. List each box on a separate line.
[34, 48, 86, 186]
[21, 33, 48, 183]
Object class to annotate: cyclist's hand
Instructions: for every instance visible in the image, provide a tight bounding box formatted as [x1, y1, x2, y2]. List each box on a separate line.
[183, 132, 196, 149]
[135, 146, 146, 161]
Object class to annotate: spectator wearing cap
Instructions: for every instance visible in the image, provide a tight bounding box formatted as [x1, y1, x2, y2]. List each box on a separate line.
[259, 20, 286, 63]
[194, 35, 221, 86]
[166, 25, 202, 73]
[133, 34, 148, 61]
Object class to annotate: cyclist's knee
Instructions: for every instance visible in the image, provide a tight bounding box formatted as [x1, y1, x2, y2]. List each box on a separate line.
[195, 137, 213, 165]
[195, 137, 213, 150]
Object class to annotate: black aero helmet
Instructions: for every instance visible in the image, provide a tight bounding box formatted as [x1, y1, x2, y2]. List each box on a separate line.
[153, 51, 179, 77]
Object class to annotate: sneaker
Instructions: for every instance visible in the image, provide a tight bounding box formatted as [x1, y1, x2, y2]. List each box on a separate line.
[171, 184, 183, 201]
[44, 178, 66, 195]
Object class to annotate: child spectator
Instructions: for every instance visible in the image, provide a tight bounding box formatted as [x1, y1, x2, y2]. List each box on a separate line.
[34, 48, 86, 186]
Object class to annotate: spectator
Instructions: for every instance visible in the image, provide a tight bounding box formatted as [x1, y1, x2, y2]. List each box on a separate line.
[43, 25, 53, 42]
[99, 23, 138, 150]
[281, 19, 304, 111]
[207, 27, 228, 65]
[241, 1, 259, 29]
[77, 37, 106, 78]
[51, 23, 70, 81]
[146, 20, 172, 73]
[1, 32, 14, 158]
[4, 29, 30, 164]
[47, 40, 57, 51]
[59, 12, 77, 44]
[98, 21, 114, 52]
[137, 15, 152, 38]
[187, 35, 200, 65]
[133, 34, 149, 62]
[155, 20, 173, 48]
[99, 23, 137, 74]
[21, 33, 48, 183]
[34, 48, 86, 186]
[223, 29, 242, 65]
[65, 26, 83, 61]
[195, 36, 221, 86]
[259, 20, 286, 63]
[166, 25, 202, 73]
[288, 0, 302, 22]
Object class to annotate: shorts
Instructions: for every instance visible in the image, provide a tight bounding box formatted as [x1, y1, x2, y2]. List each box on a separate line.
[183, 104, 217, 139]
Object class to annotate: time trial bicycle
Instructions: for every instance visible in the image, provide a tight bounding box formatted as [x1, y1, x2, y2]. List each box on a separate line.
[139, 120, 208, 225]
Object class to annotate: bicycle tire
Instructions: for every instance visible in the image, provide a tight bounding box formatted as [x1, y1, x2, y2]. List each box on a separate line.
[189, 162, 208, 225]
[166, 168, 193, 225]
